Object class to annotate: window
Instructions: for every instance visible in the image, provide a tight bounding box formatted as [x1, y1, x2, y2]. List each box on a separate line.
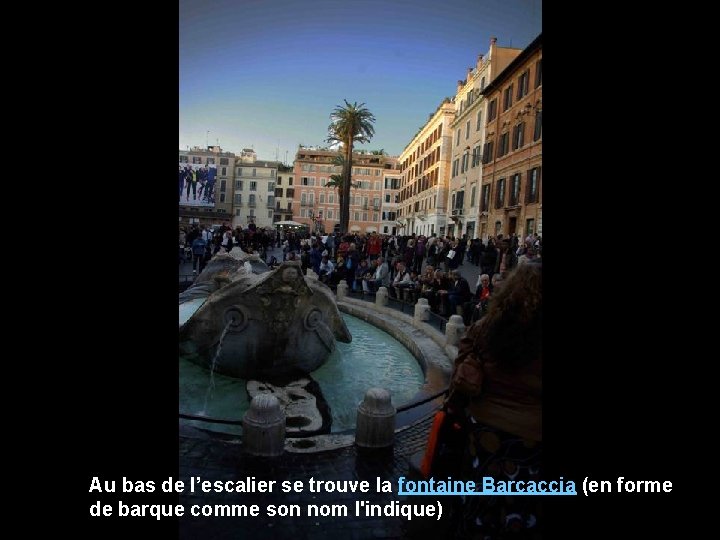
[249, 194, 256, 206]
[250, 181, 257, 191]
[482, 141, 494, 164]
[375, 181, 380, 191]
[288, 177, 293, 186]
[327, 209, 333, 219]
[321, 177, 326, 186]
[481, 184, 490, 212]
[275, 188, 283, 197]
[385, 193, 390, 203]
[192, 156, 202, 164]
[476, 110, 482, 131]
[534, 110, 542, 141]
[252, 168, 257, 176]
[235, 180, 243, 190]
[373, 213, 379, 222]
[354, 212, 360, 221]
[466, 120, 471, 139]
[517, 69, 530, 100]
[220, 193, 226, 203]
[234, 193, 242, 205]
[373, 197, 380, 209]
[509, 173, 521, 206]
[319, 193, 325, 204]
[495, 178, 506, 208]
[300, 208, 307, 218]
[456, 129, 461, 146]
[268, 210, 273, 219]
[512, 123, 525, 150]
[526, 218, 535, 236]
[267, 196, 275, 207]
[271, 170, 276, 177]
[235, 208, 241, 216]
[480, 76, 485, 90]
[470, 184, 477, 207]
[220, 180, 226, 192]
[309, 193, 315, 204]
[268, 182, 274, 192]
[179, 155, 188, 163]
[329, 193, 334, 204]
[498, 133, 509, 157]
[220, 158, 228, 165]
[362, 212, 368, 221]
[237, 168, 243, 176]
[286, 188, 294, 198]
[535, 59, 542, 88]
[526, 167, 541, 203]
[487, 99, 497, 122]
[503, 85, 514, 111]
[277, 176, 282, 185]
[221, 167, 226, 176]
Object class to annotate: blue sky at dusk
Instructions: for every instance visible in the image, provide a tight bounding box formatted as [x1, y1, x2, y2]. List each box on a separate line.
[180, 0, 542, 163]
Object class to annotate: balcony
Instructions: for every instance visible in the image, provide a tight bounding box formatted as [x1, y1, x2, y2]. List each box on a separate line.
[451, 208, 464, 216]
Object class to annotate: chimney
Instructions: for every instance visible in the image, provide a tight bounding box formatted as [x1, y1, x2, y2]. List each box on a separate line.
[467, 67, 473, 77]
[490, 36, 497, 45]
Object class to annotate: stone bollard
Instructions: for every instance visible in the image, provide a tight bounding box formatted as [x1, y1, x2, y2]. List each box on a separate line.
[336, 280, 349, 299]
[376, 286, 389, 307]
[445, 314, 466, 346]
[414, 297, 430, 322]
[355, 388, 396, 448]
[242, 394, 286, 456]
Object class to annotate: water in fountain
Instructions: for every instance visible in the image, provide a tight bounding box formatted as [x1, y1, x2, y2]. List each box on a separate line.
[200, 319, 233, 415]
[179, 313, 424, 435]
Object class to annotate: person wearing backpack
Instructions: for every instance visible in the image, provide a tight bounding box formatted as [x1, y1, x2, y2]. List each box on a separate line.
[191, 235, 207, 273]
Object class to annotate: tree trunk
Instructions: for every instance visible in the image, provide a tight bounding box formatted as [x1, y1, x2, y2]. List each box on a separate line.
[341, 138, 353, 234]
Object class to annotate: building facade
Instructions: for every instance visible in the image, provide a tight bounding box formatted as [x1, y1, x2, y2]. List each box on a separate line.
[398, 99, 455, 238]
[179, 146, 235, 229]
[232, 148, 279, 230]
[275, 163, 295, 223]
[481, 34, 542, 240]
[381, 166, 402, 235]
[291, 146, 396, 234]
[448, 38, 523, 240]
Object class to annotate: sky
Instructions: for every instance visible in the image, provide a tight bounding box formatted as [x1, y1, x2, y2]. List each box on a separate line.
[179, 0, 542, 163]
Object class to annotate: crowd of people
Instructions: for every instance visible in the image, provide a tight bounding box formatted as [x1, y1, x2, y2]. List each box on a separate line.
[179, 225, 542, 324]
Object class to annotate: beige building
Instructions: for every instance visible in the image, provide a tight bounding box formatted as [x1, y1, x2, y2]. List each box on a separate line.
[178, 146, 235, 229]
[481, 34, 542, 240]
[274, 163, 295, 223]
[448, 38, 522, 239]
[398, 99, 455, 237]
[291, 146, 396, 234]
[232, 148, 279, 230]
[381, 166, 402, 235]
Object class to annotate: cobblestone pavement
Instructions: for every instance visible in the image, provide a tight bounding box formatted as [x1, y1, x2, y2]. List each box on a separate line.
[179, 413, 437, 539]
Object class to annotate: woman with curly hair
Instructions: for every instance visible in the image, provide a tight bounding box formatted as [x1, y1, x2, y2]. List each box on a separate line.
[449, 261, 542, 539]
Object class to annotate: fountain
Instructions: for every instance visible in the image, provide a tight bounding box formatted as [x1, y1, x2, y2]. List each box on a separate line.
[179, 248, 427, 438]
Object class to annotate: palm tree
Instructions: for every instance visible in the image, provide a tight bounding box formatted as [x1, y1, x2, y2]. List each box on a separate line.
[327, 100, 376, 233]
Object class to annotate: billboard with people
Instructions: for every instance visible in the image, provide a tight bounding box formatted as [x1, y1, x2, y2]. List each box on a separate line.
[178, 163, 217, 207]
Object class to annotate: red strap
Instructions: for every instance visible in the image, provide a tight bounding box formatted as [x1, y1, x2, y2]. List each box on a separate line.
[420, 410, 446, 478]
